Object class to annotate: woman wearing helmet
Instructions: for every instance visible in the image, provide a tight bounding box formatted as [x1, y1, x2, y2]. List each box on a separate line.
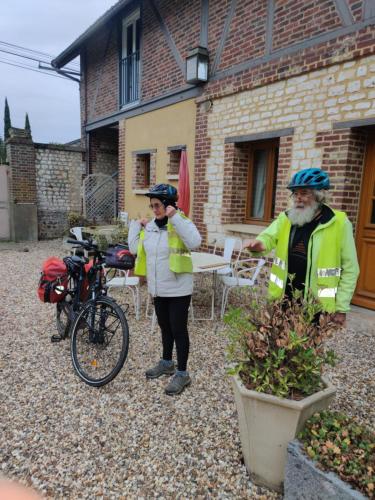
[128, 183, 201, 395]
[243, 168, 359, 326]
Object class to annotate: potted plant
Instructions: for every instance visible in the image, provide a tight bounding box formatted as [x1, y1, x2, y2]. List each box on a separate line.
[285, 411, 374, 499]
[224, 291, 337, 492]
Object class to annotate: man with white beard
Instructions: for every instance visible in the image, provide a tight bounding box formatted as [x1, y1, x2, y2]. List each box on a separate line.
[243, 168, 359, 327]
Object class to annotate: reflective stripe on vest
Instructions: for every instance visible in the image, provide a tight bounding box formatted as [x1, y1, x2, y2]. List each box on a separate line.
[317, 267, 341, 278]
[318, 287, 337, 298]
[134, 216, 193, 276]
[273, 257, 286, 270]
[270, 273, 284, 289]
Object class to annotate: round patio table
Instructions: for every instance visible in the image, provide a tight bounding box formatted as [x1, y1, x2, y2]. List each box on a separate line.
[191, 252, 230, 320]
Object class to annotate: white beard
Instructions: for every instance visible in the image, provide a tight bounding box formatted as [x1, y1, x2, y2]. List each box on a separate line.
[288, 200, 320, 226]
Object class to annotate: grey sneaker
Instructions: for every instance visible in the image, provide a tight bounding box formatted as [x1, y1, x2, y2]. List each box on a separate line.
[165, 373, 191, 395]
[145, 360, 175, 379]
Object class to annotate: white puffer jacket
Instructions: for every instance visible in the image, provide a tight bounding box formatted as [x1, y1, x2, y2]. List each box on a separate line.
[128, 213, 202, 297]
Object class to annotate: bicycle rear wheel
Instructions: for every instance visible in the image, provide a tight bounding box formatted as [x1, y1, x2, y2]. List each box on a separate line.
[56, 301, 72, 339]
[70, 296, 129, 387]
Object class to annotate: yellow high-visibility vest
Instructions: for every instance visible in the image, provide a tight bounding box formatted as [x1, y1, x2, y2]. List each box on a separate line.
[134, 217, 193, 276]
[268, 210, 347, 312]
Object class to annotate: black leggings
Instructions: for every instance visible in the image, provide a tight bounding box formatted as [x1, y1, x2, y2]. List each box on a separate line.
[153, 295, 191, 372]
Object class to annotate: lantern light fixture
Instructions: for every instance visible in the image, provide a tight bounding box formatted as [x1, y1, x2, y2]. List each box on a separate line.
[185, 46, 209, 84]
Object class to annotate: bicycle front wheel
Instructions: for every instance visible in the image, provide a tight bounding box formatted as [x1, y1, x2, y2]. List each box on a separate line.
[70, 296, 129, 387]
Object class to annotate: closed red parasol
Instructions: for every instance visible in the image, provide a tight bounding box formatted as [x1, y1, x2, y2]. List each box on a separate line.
[177, 149, 190, 216]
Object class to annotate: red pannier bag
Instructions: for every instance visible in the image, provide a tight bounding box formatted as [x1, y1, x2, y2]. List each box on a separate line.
[80, 260, 95, 302]
[38, 257, 68, 303]
[104, 244, 135, 270]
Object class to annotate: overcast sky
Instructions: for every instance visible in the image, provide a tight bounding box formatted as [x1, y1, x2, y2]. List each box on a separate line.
[0, 0, 116, 143]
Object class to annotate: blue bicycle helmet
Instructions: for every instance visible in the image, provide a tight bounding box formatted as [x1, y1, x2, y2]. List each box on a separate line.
[145, 183, 178, 201]
[288, 168, 331, 191]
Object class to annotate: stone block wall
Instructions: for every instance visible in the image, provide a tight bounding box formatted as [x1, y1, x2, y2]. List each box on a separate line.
[194, 53, 375, 245]
[35, 144, 84, 239]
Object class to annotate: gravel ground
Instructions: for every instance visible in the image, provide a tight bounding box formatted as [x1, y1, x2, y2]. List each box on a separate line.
[0, 239, 373, 499]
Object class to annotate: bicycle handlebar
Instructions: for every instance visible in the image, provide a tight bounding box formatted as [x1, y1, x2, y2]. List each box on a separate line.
[67, 238, 98, 250]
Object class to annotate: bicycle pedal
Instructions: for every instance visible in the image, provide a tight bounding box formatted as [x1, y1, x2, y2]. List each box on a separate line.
[51, 334, 63, 343]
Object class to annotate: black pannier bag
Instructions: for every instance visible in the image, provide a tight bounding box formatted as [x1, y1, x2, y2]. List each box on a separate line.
[105, 244, 135, 270]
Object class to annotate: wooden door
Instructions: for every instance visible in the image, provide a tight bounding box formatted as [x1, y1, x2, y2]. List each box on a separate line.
[352, 136, 375, 309]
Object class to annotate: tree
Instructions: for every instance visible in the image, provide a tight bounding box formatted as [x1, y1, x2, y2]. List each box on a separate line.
[0, 136, 6, 163]
[25, 112, 31, 135]
[4, 98, 11, 141]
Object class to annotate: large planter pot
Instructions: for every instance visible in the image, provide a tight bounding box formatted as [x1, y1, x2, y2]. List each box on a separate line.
[284, 440, 366, 500]
[231, 375, 336, 492]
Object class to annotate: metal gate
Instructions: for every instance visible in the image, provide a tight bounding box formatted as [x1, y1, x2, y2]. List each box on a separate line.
[0, 165, 10, 240]
[83, 173, 117, 223]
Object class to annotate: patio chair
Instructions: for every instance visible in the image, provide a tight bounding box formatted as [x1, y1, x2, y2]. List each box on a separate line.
[106, 270, 141, 320]
[213, 237, 242, 276]
[70, 226, 84, 241]
[220, 257, 266, 318]
[69, 226, 89, 257]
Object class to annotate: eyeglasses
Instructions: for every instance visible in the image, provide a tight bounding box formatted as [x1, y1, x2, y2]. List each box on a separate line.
[290, 189, 314, 199]
[149, 202, 164, 210]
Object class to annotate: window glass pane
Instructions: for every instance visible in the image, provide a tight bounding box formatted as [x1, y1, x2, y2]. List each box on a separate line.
[127, 24, 133, 55]
[251, 149, 267, 218]
[136, 19, 141, 52]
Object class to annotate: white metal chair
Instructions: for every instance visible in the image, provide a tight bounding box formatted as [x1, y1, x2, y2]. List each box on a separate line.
[70, 226, 84, 241]
[220, 258, 266, 318]
[69, 226, 89, 257]
[213, 237, 242, 276]
[106, 270, 141, 320]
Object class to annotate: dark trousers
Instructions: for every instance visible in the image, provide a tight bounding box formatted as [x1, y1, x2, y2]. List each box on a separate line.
[153, 295, 191, 371]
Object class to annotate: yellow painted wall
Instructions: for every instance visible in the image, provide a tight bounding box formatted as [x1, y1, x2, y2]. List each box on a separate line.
[123, 98, 196, 220]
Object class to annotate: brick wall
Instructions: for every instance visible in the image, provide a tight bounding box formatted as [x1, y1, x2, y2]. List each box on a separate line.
[221, 142, 249, 224]
[167, 149, 181, 176]
[89, 128, 118, 176]
[274, 135, 294, 215]
[217, 0, 268, 72]
[82, 23, 119, 124]
[81, 0, 375, 128]
[6, 128, 36, 204]
[118, 120, 126, 211]
[272, 1, 342, 51]
[316, 128, 367, 226]
[193, 103, 210, 247]
[141, 0, 200, 101]
[131, 150, 156, 189]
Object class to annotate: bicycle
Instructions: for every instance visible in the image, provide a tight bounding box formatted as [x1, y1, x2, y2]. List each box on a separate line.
[56, 238, 130, 387]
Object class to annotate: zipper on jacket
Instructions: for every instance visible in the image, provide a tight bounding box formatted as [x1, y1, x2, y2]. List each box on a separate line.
[154, 230, 161, 297]
[306, 234, 314, 297]
[305, 213, 337, 297]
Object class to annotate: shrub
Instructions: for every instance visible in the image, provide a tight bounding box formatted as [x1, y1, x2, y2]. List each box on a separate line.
[224, 291, 337, 399]
[66, 212, 89, 230]
[299, 411, 375, 498]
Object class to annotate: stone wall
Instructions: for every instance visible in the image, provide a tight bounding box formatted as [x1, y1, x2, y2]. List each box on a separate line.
[35, 144, 84, 239]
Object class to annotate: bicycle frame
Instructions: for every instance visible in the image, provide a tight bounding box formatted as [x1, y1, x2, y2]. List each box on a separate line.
[66, 238, 108, 343]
